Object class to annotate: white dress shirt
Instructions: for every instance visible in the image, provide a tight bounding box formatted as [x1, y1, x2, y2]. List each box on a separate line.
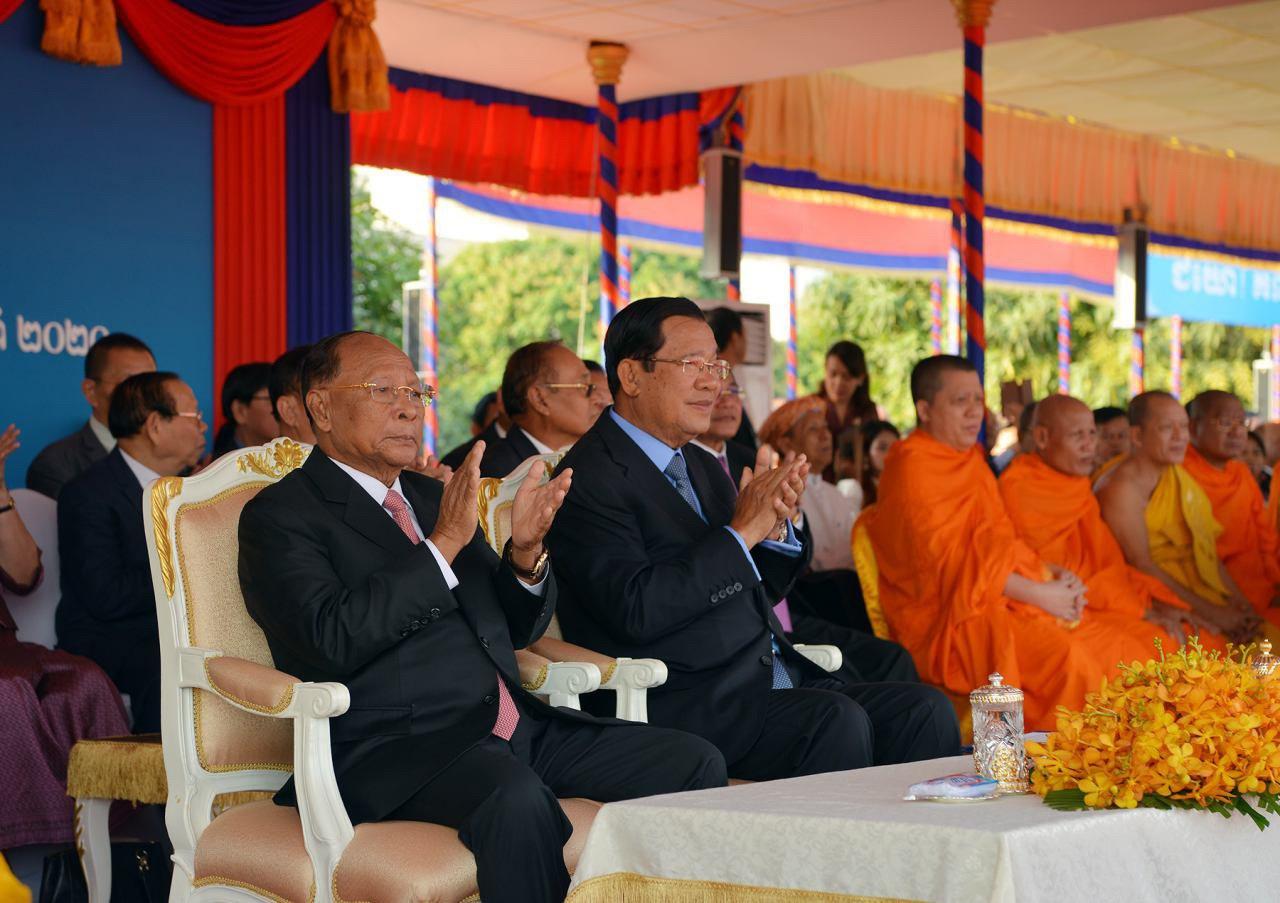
[89, 416, 117, 453]
[331, 458, 545, 595]
[520, 428, 556, 456]
[801, 474, 861, 572]
[120, 448, 162, 491]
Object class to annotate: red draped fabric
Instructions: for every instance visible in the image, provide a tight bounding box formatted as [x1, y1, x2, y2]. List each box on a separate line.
[0, 0, 24, 25]
[214, 100, 288, 397]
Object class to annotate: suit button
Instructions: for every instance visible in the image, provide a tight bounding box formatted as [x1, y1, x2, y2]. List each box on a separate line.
[480, 636, 490, 649]
[733, 582, 743, 592]
[399, 628, 411, 638]
[483, 694, 496, 705]
[429, 607, 441, 620]
[709, 594, 718, 604]
[759, 654, 772, 667]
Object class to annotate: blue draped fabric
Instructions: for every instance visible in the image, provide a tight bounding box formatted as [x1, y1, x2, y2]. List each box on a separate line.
[171, 0, 324, 26]
[285, 55, 353, 346]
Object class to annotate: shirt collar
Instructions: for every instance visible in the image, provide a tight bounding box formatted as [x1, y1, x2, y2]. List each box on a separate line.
[688, 439, 726, 460]
[519, 428, 556, 456]
[609, 408, 682, 474]
[118, 448, 162, 489]
[88, 416, 116, 452]
[329, 457, 405, 507]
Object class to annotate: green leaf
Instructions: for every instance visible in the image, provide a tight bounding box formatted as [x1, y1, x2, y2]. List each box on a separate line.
[1042, 789, 1088, 812]
[1233, 795, 1271, 831]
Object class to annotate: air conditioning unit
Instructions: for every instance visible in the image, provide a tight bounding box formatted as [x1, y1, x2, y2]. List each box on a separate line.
[692, 298, 773, 427]
[1253, 356, 1274, 421]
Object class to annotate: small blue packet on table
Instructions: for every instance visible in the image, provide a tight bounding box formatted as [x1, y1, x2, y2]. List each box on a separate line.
[903, 772, 1000, 801]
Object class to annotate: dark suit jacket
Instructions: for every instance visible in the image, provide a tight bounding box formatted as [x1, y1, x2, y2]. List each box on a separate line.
[56, 449, 156, 657]
[732, 410, 758, 452]
[238, 449, 601, 824]
[439, 421, 503, 470]
[546, 410, 819, 764]
[724, 440, 755, 485]
[479, 427, 540, 479]
[27, 422, 108, 500]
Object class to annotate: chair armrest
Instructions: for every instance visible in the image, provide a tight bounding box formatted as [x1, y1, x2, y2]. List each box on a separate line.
[204, 655, 300, 714]
[522, 659, 601, 711]
[599, 657, 667, 723]
[794, 644, 842, 673]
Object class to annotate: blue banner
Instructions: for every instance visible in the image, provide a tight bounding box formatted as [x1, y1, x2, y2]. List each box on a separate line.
[1148, 251, 1280, 327]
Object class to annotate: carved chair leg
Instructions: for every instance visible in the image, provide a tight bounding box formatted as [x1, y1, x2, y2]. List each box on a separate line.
[74, 797, 113, 903]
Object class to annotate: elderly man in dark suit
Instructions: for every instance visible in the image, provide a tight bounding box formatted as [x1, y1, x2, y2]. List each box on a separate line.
[480, 341, 606, 478]
[27, 333, 156, 500]
[57, 371, 207, 732]
[547, 297, 959, 781]
[237, 331, 724, 903]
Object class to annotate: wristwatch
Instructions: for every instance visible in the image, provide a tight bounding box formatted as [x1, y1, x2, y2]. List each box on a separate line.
[504, 538, 549, 582]
[0, 496, 13, 515]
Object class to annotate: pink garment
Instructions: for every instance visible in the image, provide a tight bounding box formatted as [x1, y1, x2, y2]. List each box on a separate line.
[1, 564, 130, 848]
[381, 491, 519, 741]
[714, 452, 794, 634]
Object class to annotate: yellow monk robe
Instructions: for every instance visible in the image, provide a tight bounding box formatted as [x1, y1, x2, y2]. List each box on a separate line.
[1183, 446, 1280, 631]
[1145, 464, 1232, 610]
[861, 431, 1154, 730]
[999, 454, 1226, 651]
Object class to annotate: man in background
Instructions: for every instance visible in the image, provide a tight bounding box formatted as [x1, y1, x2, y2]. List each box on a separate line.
[26, 333, 156, 500]
[1093, 405, 1131, 474]
[212, 362, 279, 458]
[268, 345, 316, 444]
[440, 391, 508, 469]
[705, 306, 757, 451]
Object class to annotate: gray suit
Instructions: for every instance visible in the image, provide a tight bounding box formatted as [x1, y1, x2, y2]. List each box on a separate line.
[26, 422, 108, 500]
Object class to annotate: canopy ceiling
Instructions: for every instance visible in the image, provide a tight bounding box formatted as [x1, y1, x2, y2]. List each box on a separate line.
[375, 0, 1246, 106]
[841, 0, 1280, 165]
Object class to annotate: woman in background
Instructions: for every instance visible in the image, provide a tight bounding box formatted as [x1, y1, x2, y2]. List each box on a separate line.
[812, 341, 878, 483]
[859, 420, 901, 506]
[1245, 429, 1271, 501]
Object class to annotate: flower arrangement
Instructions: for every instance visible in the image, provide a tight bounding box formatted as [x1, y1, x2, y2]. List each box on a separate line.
[1027, 638, 1280, 829]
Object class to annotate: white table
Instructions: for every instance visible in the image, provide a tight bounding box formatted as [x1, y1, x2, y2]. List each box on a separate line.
[567, 755, 1280, 903]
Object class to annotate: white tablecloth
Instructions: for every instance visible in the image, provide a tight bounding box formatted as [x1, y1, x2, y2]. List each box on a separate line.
[567, 755, 1280, 903]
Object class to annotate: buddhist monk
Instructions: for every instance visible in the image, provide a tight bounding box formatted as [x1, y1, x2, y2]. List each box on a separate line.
[1001, 395, 1223, 650]
[1096, 391, 1260, 644]
[1093, 406, 1130, 472]
[1184, 391, 1280, 638]
[861, 356, 1154, 730]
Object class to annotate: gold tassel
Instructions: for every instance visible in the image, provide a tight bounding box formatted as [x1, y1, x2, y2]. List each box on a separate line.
[40, 0, 120, 66]
[65, 737, 168, 805]
[566, 873, 917, 902]
[328, 0, 389, 113]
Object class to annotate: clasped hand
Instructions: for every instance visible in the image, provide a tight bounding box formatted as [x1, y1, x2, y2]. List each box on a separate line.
[729, 443, 809, 548]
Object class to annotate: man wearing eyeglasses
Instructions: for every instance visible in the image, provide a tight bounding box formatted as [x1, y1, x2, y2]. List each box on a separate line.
[480, 341, 607, 479]
[238, 331, 726, 903]
[547, 297, 958, 783]
[57, 371, 208, 732]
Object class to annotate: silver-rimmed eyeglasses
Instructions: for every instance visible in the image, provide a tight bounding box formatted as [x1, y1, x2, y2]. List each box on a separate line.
[331, 382, 437, 408]
[647, 358, 732, 381]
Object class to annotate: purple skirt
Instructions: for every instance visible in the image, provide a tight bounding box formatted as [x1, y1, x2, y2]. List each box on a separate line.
[0, 638, 130, 847]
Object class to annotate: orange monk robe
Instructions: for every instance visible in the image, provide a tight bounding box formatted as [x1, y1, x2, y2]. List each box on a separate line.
[862, 431, 1155, 730]
[1183, 446, 1280, 632]
[999, 454, 1226, 652]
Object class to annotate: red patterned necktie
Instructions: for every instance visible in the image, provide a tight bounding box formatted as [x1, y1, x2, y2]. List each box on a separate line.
[383, 489, 520, 741]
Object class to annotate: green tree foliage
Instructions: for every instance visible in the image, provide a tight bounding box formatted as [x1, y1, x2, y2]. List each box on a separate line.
[350, 174, 422, 348]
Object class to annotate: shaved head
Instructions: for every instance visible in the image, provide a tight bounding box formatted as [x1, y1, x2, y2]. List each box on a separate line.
[911, 355, 977, 405]
[911, 355, 985, 451]
[1129, 391, 1189, 467]
[1128, 391, 1178, 428]
[1188, 390, 1247, 466]
[1033, 395, 1097, 477]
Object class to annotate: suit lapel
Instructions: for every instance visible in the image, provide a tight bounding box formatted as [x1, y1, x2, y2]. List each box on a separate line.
[302, 450, 418, 552]
[597, 414, 708, 538]
[508, 429, 538, 460]
[108, 450, 144, 516]
[685, 445, 735, 528]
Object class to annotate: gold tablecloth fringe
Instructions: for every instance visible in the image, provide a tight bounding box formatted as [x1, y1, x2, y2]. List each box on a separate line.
[567, 873, 922, 903]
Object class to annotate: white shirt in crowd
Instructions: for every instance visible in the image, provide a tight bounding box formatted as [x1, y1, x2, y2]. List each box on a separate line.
[801, 473, 861, 572]
[520, 428, 555, 456]
[89, 416, 117, 453]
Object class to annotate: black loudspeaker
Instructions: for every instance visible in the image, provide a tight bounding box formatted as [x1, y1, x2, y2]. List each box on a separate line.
[701, 147, 743, 279]
[1113, 214, 1148, 328]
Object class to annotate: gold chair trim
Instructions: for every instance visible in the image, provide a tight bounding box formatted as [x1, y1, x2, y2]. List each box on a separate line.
[150, 477, 184, 598]
[599, 661, 618, 685]
[202, 659, 296, 715]
[477, 477, 501, 547]
[193, 874, 313, 903]
[235, 438, 309, 479]
[566, 873, 923, 903]
[522, 664, 549, 692]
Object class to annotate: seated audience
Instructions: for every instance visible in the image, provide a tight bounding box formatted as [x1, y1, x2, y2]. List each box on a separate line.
[212, 362, 279, 458]
[859, 420, 900, 505]
[548, 298, 958, 781]
[0, 424, 129, 850]
[992, 400, 1038, 474]
[812, 341, 879, 482]
[706, 307, 757, 451]
[480, 342, 606, 478]
[238, 331, 724, 903]
[1245, 429, 1272, 499]
[758, 397, 860, 572]
[440, 390, 508, 469]
[584, 359, 613, 412]
[861, 356, 1156, 730]
[1182, 391, 1280, 639]
[57, 372, 207, 732]
[1000, 395, 1219, 651]
[268, 345, 317, 444]
[688, 369, 755, 478]
[1096, 391, 1261, 645]
[1092, 405, 1130, 476]
[27, 333, 156, 500]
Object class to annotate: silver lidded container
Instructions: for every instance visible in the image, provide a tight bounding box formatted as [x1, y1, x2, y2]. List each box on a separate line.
[1252, 640, 1279, 679]
[970, 672, 1030, 794]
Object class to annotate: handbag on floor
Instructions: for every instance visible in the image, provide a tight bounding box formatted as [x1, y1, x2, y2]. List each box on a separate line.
[38, 843, 169, 903]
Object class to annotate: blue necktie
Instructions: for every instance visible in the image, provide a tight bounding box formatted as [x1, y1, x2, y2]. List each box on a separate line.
[666, 451, 793, 690]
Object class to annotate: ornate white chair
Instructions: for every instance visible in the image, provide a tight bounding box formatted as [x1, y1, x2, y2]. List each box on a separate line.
[144, 438, 601, 903]
[478, 454, 670, 722]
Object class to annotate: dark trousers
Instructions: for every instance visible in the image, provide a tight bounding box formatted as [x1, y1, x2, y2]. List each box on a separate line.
[388, 707, 727, 903]
[727, 680, 960, 782]
[787, 611, 920, 685]
[61, 630, 161, 734]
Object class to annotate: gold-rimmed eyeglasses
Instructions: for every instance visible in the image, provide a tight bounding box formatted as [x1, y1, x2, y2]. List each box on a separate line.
[647, 358, 732, 381]
[171, 410, 206, 424]
[542, 382, 597, 398]
[331, 382, 437, 408]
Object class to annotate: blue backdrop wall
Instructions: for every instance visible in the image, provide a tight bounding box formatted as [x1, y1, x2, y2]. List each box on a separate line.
[0, 3, 213, 489]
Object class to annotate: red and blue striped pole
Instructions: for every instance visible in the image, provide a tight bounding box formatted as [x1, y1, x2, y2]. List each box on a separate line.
[930, 278, 943, 355]
[1130, 324, 1145, 398]
[726, 98, 745, 302]
[620, 242, 632, 307]
[588, 42, 628, 343]
[954, 1, 995, 387]
[1057, 292, 1071, 395]
[1271, 325, 1280, 419]
[421, 176, 439, 456]
[787, 266, 798, 400]
[947, 197, 964, 354]
[1170, 316, 1183, 400]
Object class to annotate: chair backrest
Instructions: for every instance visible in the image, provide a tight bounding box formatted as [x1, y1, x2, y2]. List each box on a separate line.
[478, 452, 564, 638]
[145, 439, 312, 807]
[9, 488, 59, 648]
[850, 508, 892, 641]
